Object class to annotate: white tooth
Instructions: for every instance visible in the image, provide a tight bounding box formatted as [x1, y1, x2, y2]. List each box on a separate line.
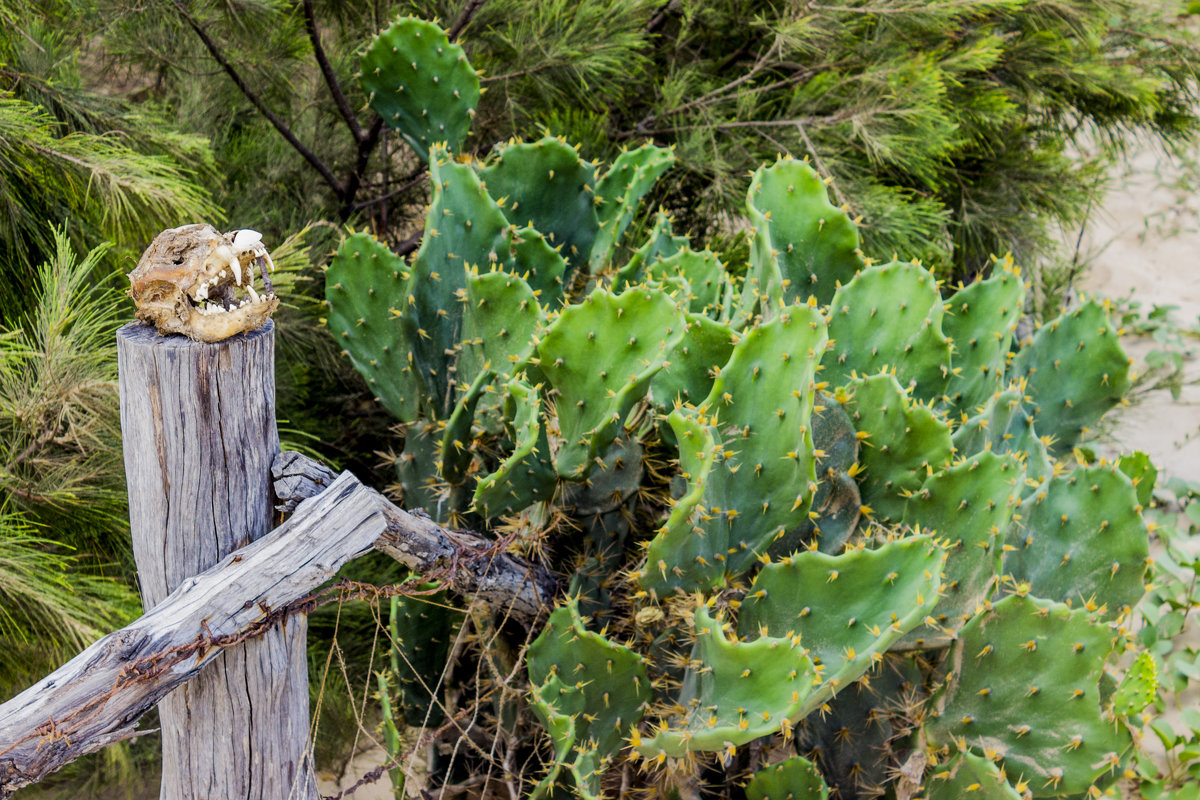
[264, 251, 276, 272]
[230, 258, 242, 286]
[233, 229, 262, 252]
[248, 285, 260, 303]
[196, 284, 208, 301]
[247, 260, 256, 286]
[219, 269, 227, 280]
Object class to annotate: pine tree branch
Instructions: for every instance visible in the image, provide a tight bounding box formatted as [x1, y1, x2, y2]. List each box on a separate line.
[171, 1, 346, 199]
[300, 0, 364, 144]
[352, 165, 428, 211]
[446, 0, 490, 42]
[338, 117, 385, 221]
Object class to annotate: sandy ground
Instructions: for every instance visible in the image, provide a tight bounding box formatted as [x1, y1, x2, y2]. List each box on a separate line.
[1079, 146, 1200, 484]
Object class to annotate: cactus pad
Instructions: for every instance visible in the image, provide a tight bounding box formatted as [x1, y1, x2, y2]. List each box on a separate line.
[528, 599, 649, 799]
[538, 287, 686, 478]
[635, 606, 817, 758]
[481, 136, 599, 278]
[1004, 464, 1149, 619]
[841, 373, 953, 521]
[923, 593, 1130, 796]
[361, 18, 479, 162]
[325, 232, 424, 422]
[746, 158, 864, 309]
[926, 751, 1026, 800]
[738, 536, 945, 703]
[745, 755, 829, 800]
[408, 147, 511, 415]
[590, 144, 675, 271]
[942, 261, 1025, 414]
[825, 260, 951, 400]
[639, 409, 720, 594]
[472, 379, 557, 518]
[698, 305, 829, 577]
[898, 451, 1023, 647]
[1012, 300, 1130, 454]
[648, 314, 736, 409]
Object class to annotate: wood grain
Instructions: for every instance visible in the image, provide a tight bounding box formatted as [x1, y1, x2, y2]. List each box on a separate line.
[0, 472, 386, 796]
[116, 320, 315, 800]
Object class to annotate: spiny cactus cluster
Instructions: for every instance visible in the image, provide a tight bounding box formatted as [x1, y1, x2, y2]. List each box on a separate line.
[330, 17, 1155, 799]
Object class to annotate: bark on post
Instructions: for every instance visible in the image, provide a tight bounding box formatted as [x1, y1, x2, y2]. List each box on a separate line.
[117, 320, 315, 799]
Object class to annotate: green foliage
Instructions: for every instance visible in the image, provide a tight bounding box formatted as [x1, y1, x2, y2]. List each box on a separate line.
[527, 599, 648, 799]
[0, 231, 140, 696]
[745, 756, 828, 800]
[924, 593, 1130, 796]
[362, 17, 479, 163]
[313, 43, 1160, 785]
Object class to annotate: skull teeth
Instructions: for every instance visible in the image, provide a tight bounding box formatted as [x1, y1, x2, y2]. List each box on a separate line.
[195, 292, 276, 314]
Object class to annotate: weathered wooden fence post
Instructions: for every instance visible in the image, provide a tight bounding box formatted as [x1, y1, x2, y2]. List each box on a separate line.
[117, 320, 316, 799]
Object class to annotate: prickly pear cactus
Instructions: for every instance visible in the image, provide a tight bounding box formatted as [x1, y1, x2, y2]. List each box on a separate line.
[922, 593, 1130, 796]
[480, 136, 599, 278]
[324, 25, 1157, 795]
[538, 287, 685, 479]
[635, 606, 818, 759]
[898, 451, 1023, 647]
[738, 536, 946, 698]
[1003, 464, 1149, 620]
[926, 751, 1027, 800]
[942, 258, 1025, 414]
[324, 232, 424, 422]
[839, 373, 953, 521]
[527, 599, 649, 799]
[590, 144, 676, 272]
[745, 756, 829, 800]
[1012, 300, 1130, 454]
[745, 158, 864, 309]
[824, 260, 951, 399]
[361, 18, 479, 162]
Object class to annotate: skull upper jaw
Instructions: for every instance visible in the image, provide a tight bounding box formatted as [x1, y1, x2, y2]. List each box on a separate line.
[129, 224, 279, 343]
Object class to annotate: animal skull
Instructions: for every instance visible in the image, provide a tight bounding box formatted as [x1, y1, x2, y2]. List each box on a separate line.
[128, 224, 280, 343]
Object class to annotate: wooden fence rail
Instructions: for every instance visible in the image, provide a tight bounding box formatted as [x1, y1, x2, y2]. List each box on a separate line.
[0, 455, 556, 795]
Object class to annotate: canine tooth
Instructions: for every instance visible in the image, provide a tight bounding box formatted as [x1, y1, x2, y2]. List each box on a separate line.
[248, 285, 260, 303]
[232, 229, 262, 251]
[263, 251, 276, 272]
[230, 258, 242, 286]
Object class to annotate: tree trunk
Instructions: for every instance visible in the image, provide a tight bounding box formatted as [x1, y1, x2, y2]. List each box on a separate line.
[117, 320, 315, 799]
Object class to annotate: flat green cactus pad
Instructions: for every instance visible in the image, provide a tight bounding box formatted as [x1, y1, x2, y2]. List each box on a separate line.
[745, 158, 864, 310]
[923, 593, 1130, 796]
[898, 451, 1023, 648]
[745, 755, 829, 800]
[481, 137, 599, 279]
[1004, 464, 1149, 619]
[538, 287, 686, 479]
[926, 751, 1026, 800]
[361, 18, 479, 162]
[1012, 300, 1130, 454]
[635, 607, 817, 759]
[325, 232, 424, 422]
[841, 373, 953, 521]
[942, 261, 1025, 415]
[738, 536, 945, 704]
[825, 260, 951, 400]
[590, 144, 675, 272]
[528, 599, 649, 799]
